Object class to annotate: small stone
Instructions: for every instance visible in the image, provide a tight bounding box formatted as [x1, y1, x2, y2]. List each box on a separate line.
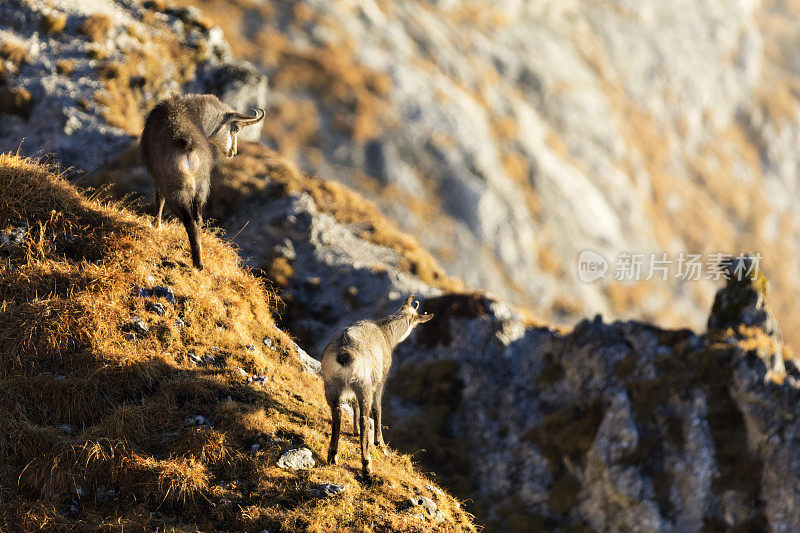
[174, 318, 185, 328]
[203, 353, 216, 364]
[123, 332, 137, 342]
[251, 443, 260, 452]
[59, 424, 77, 434]
[146, 302, 167, 316]
[188, 352, 203, 365]
[236, 367, 249, 378]
[183, 414, 210, 427]
[1, 226, 27, 245]
[95, 485, 118, 503]
[245, 344, 257, 352]
[248, 375, 268, 384]
[157, 431, 178, 443]
[131, 286, 150, 298]
[346, 286, 359, 298]
[425, 485, 444, 498]
[152, 285, 176, 304]
[262, 336, 273, 348]
[304, 277, 321, 289]
[276, 447, 315, 470]
[130, 316, 148, 335]
[311, 482, 345, 498]
[402, 495, 445, 522]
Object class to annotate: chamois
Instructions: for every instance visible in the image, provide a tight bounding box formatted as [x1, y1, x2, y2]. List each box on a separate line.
[140, 93, 264, 269]
[322, 296, 433, 475]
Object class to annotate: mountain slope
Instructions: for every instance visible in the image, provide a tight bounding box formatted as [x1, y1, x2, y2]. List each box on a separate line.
[0, 153, 475, 531]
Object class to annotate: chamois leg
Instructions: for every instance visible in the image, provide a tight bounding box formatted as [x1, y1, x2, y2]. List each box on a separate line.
[326, 388, 342, 465]
[352, 399, 360, 437]
[178, 204, 203, 270]
[372, 384, 388, 455]
[192, 196, 203, 227]
[357, 389, 374, 475]
[155, 191, 165, 229]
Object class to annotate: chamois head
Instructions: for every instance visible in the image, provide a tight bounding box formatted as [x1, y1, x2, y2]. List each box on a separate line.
[208, 107, 265, 158]
[183, 94, 265, 158]
[399, 295, 434, 323]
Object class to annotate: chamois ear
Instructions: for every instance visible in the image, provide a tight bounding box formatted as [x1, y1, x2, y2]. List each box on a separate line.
[402, 295, 415, 309]
[416, 312, 434, 323]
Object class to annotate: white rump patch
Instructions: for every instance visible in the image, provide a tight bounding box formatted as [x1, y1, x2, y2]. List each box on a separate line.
[181, 153, 197, 173]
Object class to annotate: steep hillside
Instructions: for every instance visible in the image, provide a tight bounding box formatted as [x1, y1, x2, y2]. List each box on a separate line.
[0, 153, 475, 531]
[164, 0, 800, 353]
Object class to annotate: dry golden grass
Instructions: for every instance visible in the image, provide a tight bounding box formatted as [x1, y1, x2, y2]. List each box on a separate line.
[0, 40, 30, 67]
[79, 14, 113, 43]
[55, 59, 76, 76]
[0, 153, 475, 531]
[0, 86, 32, 117]
[39, 11, 67, 35]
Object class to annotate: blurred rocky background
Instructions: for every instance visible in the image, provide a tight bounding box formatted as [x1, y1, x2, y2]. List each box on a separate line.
[158, 0, 800, 351]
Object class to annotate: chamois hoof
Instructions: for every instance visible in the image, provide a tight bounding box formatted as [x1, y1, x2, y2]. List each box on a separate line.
[327, 453, 338, 465]
[356, 471, 376, 486]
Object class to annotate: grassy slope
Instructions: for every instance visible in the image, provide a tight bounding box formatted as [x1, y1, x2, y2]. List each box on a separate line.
[0, 154, 475, 532]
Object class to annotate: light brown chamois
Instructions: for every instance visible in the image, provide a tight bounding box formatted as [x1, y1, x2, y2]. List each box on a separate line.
[140, 93, 264, 269]
[321, 296, 433, 475]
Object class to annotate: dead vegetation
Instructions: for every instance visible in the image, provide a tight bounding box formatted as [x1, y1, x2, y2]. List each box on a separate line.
[0, 86, 33, 118]
[0, 40, 30, 68]
[0, 154, 475, 531]
[39, 11, 67, 35]
[79, 14, 113, 43]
